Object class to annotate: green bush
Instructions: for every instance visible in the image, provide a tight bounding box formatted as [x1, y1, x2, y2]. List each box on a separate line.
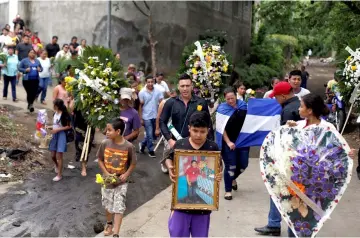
[236, 63, 279, 89]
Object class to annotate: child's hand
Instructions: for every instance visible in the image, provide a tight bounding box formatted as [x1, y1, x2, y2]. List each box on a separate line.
[167, 164, 177, 183]
[349, 148, 356, 159]
[119, 173, 129, 182]
[215, 172, 223, 183]
[287, 120, 297, 127]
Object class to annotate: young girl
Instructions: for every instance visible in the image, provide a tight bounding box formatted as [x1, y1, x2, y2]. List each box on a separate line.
[53, 75, 70, 108]
[49, 99, 71, 182]
[234, 80, 246, 101]
[97, 118, 137, 237]
[264, 77, 281, 98]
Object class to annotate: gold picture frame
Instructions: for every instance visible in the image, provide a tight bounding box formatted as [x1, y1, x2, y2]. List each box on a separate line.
[171, 149, 221, 211]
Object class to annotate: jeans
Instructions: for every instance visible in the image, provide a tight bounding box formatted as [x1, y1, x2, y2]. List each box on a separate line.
[23, 79, 39, 107]
[268, 199, 296, 237]
[36, 77, 50, 102]
[141, 118, 156, 152]
[188, 181, 197, 199]
[3, 75, 17, 100]
[222, 144, 250, 192]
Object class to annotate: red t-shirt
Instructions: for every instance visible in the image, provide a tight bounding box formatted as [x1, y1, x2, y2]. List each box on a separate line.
[186, 167, 200, 183]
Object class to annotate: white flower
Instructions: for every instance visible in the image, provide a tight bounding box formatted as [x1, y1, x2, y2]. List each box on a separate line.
[98, 115, 104, 121]
[114, 98, 119, 105]
[246, 88, 253, 94]
[103, 81, 108, 86]
[111, 81, 117, 85]
[113, 90, 118, 94]
[105, 58, 109, 61]
[80, 94, 84, 101]
[100, 63, 104, 66]
[91, 71, 96, 76]
[280, 200, 293, 213]
[75, 69, 80, 74]
[102, 95, 108, 100]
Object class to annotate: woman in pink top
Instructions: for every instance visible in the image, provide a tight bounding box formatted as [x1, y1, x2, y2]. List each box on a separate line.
[53, 75, 70, 107]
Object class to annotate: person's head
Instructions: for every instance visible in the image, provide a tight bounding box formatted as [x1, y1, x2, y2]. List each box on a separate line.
[41, 50, 48, 59]
[270, 77, 281, 89]
[63, 44, 69, 52]
[115, 53, 120, 60]
[27, 48, 36, 59]
[7, 46, 14, 55]
[120, 87, 133, 108]
[301, 65, 306, 71]
[52, 36, 58, 44]
[156, 73, 164, 83]
[289, 70, 302, 90]
[59, 75, 66, 87]
[25, 29, 31, 36]
[2, 28, 9, 36]
[145, 75, 155, 90]
[284, 73, 290, 82]
[53, 98, 66, 111]
[223, 87, 237, 107]
[16, 14, 21, 19]
[191, 160, 198, 168]
[269, 81, 294, 105]
[81, 39, 86, 46]
[188, 111, 210, 145]
[106, 118, 125, 140]
[5, 24, 10, 31]
[23, 35, 30, 44]
[33, 37, 38, 44]
[71, 36, 77, 43]
[234, 80, 246, 96]
[178, 73, 193, 99]
[299, 93, 329, 120]
[128, 64, 136, 73]
[169, 89, 177, 98]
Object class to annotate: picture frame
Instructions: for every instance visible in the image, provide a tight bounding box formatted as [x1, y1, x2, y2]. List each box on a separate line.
[171, 149, 221, 211]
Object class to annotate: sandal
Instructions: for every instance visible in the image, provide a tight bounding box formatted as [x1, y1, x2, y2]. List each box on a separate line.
[232, 181, 238, 191]
[104, 222, 113, 236]
[224, 192, 232, 200]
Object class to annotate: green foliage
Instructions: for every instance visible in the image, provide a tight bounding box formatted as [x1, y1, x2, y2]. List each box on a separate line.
[236, 63, 278, 89]
[54, 57, 84, 75]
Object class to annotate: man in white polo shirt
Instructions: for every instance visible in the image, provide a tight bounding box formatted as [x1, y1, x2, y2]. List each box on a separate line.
[288, 69, 310, 98]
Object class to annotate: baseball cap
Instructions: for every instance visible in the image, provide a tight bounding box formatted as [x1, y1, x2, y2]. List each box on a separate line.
[269, 82, 292, 98]
[128, 64, 136, 69]
[120, 88, 133, 100]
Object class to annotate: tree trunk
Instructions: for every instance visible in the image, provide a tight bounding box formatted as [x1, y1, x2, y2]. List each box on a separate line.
[148, 12, 157, 77]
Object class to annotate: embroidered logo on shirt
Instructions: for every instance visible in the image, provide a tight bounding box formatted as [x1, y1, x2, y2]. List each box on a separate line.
[197, 105, 202, 111]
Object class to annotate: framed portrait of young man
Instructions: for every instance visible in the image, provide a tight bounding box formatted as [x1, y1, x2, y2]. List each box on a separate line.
[171, 149, 221, 211]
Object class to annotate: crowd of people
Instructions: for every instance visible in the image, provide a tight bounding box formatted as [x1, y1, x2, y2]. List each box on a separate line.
[0, 16, 357, 238]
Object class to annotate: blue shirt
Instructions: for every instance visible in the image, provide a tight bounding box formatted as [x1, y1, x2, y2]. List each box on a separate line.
[1, 54, 19, 77]
[139, 87, 163, 120]
[18, 57, 43, 80]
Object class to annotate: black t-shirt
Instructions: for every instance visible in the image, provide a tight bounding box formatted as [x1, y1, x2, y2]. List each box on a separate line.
[169, 138, 219, 215]
[70, 42, 79, 53]
[224, 108, 247, 143]
[16, 43, 32, 61]
[46, 43, 60, 58]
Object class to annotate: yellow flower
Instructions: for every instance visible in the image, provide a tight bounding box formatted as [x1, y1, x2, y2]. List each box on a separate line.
[95, 174, 104, 184]
[223, 65, 228, 72]
[192, 68, 198, 75]
[352, 65, 357, 71]
[213, 81, 220, 87]
[347, 56, 352, 61]
[197, 105, 203, 111]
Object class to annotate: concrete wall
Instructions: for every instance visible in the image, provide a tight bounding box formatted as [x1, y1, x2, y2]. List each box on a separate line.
[0, 1, 9, 28]
[12, 1, 252, 74]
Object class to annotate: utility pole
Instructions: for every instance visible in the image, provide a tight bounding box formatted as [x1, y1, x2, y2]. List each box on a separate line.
[107, 0, 111, 49]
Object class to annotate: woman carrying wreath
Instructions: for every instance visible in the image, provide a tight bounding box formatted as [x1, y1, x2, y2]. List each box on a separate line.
[216, 87, 249, 200]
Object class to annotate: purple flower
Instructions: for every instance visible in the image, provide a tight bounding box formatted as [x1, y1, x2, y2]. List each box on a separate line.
[295, 221, 312, 236]
[321, 183, 338, 200]
[329, 159, 345, 178]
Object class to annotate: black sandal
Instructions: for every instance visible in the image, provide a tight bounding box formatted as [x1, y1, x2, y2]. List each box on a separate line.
[224, 194, 233, 200]
[113, 234, 119, 237]
[232, 183, 238, 191]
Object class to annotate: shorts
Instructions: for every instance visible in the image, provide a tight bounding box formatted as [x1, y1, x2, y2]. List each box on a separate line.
[49, 131, 67, 153]
[101, 183, 128, 214]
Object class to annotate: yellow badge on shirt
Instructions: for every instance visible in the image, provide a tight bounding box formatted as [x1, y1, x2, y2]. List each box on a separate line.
[197, 105, 202, 111]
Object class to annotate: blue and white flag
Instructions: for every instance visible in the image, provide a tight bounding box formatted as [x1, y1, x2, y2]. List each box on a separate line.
[216, 99, 281, 149]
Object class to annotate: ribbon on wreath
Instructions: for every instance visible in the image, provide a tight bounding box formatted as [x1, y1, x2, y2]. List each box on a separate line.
[194, 41, 216, 103]
[78, 72, 119, 105]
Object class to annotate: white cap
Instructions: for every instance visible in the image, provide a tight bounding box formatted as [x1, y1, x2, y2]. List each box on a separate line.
[120, 88, 133, 100]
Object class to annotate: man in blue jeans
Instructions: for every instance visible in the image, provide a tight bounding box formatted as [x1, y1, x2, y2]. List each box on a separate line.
[254, 82, 301, 237]
[138, 75, 163, 158]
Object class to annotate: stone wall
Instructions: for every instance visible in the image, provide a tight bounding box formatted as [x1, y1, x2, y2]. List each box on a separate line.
[12, 1, 252, 74]
[0, 1, 9, 27]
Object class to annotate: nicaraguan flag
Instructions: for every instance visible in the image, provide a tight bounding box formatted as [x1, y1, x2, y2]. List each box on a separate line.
[216, 99, 281, 149]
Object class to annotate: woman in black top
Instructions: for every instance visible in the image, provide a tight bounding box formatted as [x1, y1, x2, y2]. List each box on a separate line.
[220, 88, 249, 200]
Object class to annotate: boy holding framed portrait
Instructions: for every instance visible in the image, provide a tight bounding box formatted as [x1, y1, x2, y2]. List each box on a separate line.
[165, 111, 222, 237]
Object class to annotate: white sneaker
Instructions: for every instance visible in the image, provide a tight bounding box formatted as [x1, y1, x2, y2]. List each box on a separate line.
[52, 175, 62, 182]
[161, 163, 168, 173]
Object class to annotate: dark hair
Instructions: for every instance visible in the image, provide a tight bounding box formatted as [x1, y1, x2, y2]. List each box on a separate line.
[63, 44, 69, 48]
[271, 77, 280, 85]
[234, 80, 245, 89]
[189, 111, 210, 128]
[27, 48, 36, 55]
[223, 87, 236, 97]
[109, 118, 125, 135]
[156, 72, 164, 77]
[2, 28, 9, 32]
[145, 75, 154, 82]
[191, 160, 198, 164]
[178, 73, 191, 82]
[302, 93, 330, 118]
[71, 36, 77, 41]
[289, 70, 302, 78]
[59, 75, 66, 84]
[23, 34, 29, 38]
[126, 72, 137, 80]
[53, 99, 71, 127]
[52, 36, 58, 40]
[81, 39, 86, 43]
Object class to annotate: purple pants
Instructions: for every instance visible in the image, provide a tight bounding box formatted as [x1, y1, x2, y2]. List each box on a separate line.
[168, 210, 210, 237]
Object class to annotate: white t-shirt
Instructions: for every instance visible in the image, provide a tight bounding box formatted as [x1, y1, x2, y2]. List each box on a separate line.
[154, 81, 170, 95]
[55, 50, 71, 60]
[38, 57, 51, 78]
[0, 35, 13, 45]
[295, 88, 310, 98]
[53, 112, 62, 129]
[263, 90, 273, 98]
[77, 45, 85, 56]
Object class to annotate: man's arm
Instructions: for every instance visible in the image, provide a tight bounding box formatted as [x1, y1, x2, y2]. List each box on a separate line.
[124, 112, 141, 141]
[159, 99, 174, 141]
[156, 100, 166, 136]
